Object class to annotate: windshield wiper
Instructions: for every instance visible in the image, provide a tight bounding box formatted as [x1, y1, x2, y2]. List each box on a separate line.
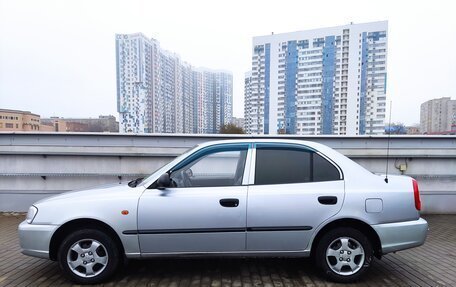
[128, 177, 144, 188]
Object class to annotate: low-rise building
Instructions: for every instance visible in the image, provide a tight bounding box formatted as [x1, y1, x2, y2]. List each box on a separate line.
[41, 115, 119, 132]
[0, 109, 119, 133]
[0, 109, 42, 131]
[406, 125, 421, 135]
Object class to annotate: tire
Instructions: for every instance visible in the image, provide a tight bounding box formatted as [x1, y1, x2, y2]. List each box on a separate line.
[57, 229, 121, 284]
[315, 227, 373, 283]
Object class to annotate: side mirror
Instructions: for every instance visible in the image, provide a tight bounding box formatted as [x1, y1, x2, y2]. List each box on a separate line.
[157, 173, 171, 190]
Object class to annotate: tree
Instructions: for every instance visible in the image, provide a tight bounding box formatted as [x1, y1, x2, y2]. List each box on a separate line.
[219, 123, 245, 134]
[385, 122, 407, 134]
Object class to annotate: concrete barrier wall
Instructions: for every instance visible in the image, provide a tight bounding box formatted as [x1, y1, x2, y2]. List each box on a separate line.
[1, 132, 455, 213]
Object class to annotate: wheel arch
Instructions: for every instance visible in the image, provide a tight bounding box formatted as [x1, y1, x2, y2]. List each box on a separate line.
[49, 218, 125, 261]
[310, 218, 382, 259]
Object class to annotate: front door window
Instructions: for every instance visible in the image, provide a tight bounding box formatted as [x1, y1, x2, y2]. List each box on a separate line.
[170, 148, 248, 188]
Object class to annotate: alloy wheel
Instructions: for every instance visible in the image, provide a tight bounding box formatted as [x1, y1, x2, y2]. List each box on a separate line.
[66, 239, 109, 278]
[325, 236, 365, 276]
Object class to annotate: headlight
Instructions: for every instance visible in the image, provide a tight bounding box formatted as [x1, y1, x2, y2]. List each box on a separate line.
[26, 206, 38, 224]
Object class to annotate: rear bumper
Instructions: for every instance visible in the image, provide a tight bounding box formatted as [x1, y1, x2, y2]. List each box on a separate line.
[18, 220, 59, 259]
[372, 218, 428, 254]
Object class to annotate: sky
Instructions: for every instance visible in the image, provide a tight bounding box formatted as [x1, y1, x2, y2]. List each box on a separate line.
[0, 0, 455, 126]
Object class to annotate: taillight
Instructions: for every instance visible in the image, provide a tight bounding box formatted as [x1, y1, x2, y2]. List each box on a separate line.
[412, 179, 421, 211]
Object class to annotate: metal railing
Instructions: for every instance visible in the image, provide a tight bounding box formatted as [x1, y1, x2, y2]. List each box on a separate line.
[1, 132, 455, 213]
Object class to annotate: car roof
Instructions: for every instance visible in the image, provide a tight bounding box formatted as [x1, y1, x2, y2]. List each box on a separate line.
[197, 138, 323, 149]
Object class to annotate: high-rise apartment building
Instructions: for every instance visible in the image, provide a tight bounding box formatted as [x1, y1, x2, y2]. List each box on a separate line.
[244, 21, 388, 135]
[116, 33, 232, 134]
[420, 97, 456, 134]
[244, 71, 253, 133]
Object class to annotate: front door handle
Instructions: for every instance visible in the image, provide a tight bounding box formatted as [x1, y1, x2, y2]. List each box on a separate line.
[318, 196, 338, 205]
[219, 198, 239, 208]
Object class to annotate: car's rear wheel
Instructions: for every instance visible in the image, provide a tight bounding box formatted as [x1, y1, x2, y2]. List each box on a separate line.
[57, 229, 121, 284]
[315, 227, 373, 283]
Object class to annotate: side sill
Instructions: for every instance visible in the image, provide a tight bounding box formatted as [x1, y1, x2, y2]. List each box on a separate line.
[21, 249, 50, 259]
[125, 252, 141, 259]
[137, 250, 311, 258]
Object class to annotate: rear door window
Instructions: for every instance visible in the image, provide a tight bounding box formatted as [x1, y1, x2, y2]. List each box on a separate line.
[254, 146, 341, 185]
[255, 148, 311, 185]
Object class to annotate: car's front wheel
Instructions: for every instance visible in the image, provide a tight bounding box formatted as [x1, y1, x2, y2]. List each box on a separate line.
[315, 227, 373, 283]
[57, 229, 121, 284]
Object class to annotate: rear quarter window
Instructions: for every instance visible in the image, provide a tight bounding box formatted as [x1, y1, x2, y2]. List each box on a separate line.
[313, 152, 341, 182]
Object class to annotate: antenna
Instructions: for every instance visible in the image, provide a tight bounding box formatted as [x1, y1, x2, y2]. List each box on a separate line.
[385, 101, 392, 183]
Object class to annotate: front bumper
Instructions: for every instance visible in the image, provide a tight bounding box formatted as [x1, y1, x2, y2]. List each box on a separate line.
[18, 220, 59, 259]
[372, 217, 428, 254]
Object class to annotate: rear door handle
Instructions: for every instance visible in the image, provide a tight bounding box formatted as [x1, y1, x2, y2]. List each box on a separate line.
[219, 198, 239, 208]
[318, 196, 338, 205]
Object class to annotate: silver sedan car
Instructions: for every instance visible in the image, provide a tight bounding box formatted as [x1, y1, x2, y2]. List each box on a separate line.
[19, 139, 428, 284]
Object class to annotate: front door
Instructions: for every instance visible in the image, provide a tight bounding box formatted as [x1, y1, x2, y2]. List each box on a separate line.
[138, 143, 251, 254]
[246, 143, 344, 251]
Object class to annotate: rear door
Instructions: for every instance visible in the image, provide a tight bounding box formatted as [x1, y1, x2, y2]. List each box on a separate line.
[246, 143, 344, 251]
